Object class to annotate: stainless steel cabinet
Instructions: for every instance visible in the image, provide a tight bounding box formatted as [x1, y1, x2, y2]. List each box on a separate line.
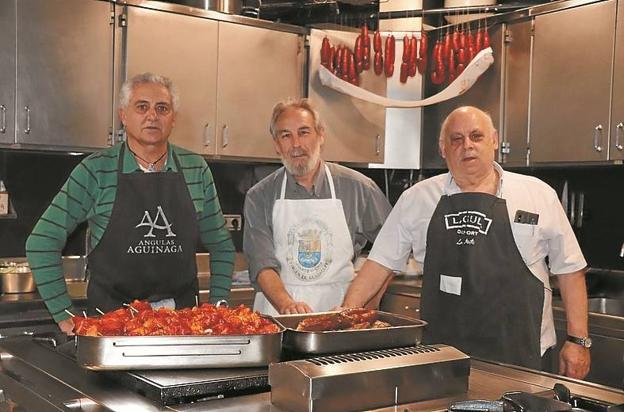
[308, 29, 386, 164]
[380, 292, 421, 319]
[15, 0, 114, 149]
[422, 24, 504, 169]
[215, 22, 304, 159]
[611, 0, 624, 161]
[529, 1, 616, 163]
[0, 0, 15, 145]
[124, 6, 219, 155]
[501, 20, 532, 167]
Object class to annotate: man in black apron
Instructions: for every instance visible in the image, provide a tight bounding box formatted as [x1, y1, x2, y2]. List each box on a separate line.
[51, 74, 212, 334]
[342, 106, 590, 379]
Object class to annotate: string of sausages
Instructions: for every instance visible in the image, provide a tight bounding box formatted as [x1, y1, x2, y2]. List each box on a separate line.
[320, 23, 490, 86]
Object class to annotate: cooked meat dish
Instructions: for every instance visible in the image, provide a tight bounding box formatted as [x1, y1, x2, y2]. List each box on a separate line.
[296, 309, 392, 332]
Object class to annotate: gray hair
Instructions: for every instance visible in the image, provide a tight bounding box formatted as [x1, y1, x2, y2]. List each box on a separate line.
[119, 72, 180, 112]
[269, 98, 324, 138]
[439, 106, 496, 142]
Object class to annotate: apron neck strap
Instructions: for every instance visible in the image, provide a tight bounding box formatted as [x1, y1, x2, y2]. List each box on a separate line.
[279, 164, 336, 199]
[118, 142, 178, 173]
[118, 143, 127, 173]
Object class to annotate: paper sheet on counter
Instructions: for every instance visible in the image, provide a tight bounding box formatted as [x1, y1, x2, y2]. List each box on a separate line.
[318, 47, 494, 108]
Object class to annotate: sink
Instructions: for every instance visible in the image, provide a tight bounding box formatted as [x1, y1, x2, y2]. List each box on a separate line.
[587, 298, 624, 317]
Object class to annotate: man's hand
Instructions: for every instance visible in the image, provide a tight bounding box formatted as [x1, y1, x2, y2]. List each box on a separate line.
[559, 341, 590, 379]
[279, 301, 313, 314]
[58, 318, 75, 336]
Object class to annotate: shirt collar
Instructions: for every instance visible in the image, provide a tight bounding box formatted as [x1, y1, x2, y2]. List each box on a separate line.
[284, 160, 326, 196]
[122, 142, 177, 173]
[445, 161, 504, 197]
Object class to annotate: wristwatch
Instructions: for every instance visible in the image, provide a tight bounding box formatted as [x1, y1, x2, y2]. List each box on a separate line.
[567, 335, 592, 348]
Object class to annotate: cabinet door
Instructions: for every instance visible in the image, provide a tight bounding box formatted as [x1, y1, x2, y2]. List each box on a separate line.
[124, 7, 218, 155]
[611, 0, 624, 161]
[16, 0, 113, 149]
[380, 293, 421, 319]
[502, 20, 532, 167]
[422, 24, 504, 169]
[0, 0, 15, 145]
[529, 1, 615, 163]
[308, 29, 386, 164]
[216, 23, 304, 159]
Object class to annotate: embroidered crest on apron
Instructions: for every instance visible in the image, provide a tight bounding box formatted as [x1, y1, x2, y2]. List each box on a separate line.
[253, 165, 355, 315]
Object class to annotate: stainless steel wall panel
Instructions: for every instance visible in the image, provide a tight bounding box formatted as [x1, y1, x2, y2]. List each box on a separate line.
[15, 0, 113, 149]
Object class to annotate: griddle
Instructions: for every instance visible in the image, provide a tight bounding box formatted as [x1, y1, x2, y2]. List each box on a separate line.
[105, 367, 269, 405]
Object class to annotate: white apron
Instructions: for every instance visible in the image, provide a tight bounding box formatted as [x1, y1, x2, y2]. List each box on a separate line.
[253, 165, 355, 315]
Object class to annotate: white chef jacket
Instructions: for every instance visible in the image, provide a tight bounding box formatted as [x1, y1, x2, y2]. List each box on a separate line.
[368, 162, 587, 354]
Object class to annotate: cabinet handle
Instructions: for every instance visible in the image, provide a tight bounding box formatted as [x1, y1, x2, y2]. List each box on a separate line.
[404, 306, 420, 312]
[616, 122, 624, 151]
[593, 124, 603, 152]
[222, 125, 229, 149]
[0, 105, 6, 134]
[24, 106, 31, 134]
[203, 123, 211, 147]
[375, 134, 381, 155]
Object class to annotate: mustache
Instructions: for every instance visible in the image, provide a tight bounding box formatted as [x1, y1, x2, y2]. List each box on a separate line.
[289, 148, 307, 157]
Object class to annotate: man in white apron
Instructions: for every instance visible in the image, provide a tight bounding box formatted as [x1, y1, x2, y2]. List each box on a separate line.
[341, 107, 591, 379]
[243, 99, 392, 315]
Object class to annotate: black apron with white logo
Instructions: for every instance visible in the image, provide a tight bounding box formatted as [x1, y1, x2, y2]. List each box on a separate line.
[86, 144, 199, 313]
[421, 192, 544, 369]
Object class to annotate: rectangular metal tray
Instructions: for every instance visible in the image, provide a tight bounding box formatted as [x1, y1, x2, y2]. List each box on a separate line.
[75, 324, 285, 370]
[273, 311, 427, 355]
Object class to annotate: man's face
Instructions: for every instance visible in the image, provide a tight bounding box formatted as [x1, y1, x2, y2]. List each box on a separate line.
[439, 108, 499, 179]
[119, 83, 176, 147]
[273, 107, 325, 177]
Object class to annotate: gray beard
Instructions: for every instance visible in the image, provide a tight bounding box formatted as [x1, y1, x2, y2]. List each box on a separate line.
[281, 149, 320, 177]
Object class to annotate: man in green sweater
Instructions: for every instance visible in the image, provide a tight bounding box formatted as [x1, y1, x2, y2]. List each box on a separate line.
[26, 73, 235, 335]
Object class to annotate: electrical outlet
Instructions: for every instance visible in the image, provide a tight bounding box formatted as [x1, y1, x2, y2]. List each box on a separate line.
[224, 214, 242, 231]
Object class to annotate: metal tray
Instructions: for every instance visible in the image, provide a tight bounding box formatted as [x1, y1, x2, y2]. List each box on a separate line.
[75, 325, 284, 370]
[273, 311, 427, 355]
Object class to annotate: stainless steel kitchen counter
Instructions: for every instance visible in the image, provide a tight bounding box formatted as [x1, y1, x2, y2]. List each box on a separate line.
[1, 332, 622, 412]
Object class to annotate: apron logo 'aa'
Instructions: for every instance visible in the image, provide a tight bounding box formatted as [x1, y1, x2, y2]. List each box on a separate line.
[445, 211, 492, 235]
[135, 206, 176, 238]
[127, 206, 182, 254]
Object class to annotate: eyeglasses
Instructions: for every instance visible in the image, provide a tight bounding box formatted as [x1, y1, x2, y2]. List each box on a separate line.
[132, 102, 172, 116]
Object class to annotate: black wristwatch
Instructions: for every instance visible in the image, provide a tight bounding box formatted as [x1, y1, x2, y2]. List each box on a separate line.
[567, 335, 592, 348]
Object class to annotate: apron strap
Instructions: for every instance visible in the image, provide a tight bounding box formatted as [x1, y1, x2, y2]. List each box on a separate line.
[118, 142, 126, 174]
[279, 169, 288, 199]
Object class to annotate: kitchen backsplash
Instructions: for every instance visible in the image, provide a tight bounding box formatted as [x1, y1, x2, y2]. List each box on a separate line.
[1, 149, 622, 270]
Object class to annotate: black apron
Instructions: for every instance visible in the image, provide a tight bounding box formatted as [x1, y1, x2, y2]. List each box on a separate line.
[421, 192, 544, 369]
[86, 143, 199, 314]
